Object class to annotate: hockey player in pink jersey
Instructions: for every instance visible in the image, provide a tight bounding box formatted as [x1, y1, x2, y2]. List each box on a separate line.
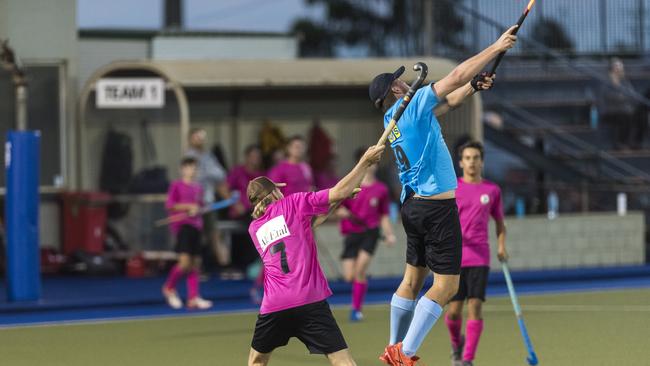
[246, 144, 385, 366]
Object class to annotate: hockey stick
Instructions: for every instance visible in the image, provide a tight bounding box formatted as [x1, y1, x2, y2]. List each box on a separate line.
[501, 260, 539, 365]
[155, 191, 241, 227]
[376, 62, 428, 147]
[488, 0, 536, 75]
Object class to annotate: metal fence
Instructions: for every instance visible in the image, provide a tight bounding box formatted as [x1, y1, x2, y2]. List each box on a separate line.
[435, 0, 650, 57]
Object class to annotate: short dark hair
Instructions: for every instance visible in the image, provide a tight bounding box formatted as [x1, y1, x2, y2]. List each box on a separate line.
[458, 141, 484, 160]
[180, 156, 198, 167]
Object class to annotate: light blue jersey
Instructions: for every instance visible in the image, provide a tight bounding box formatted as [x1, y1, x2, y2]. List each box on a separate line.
[383, 83, 457, 203]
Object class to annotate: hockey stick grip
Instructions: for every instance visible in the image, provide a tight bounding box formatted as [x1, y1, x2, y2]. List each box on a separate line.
[488, 0, 535, 75]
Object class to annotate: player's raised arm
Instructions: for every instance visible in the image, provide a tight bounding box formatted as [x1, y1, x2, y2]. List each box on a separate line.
[312, 145, 385, 228]
[328, 145, 385, 204]
[435, 73, 496, 117]
[433, 25, 517, 99]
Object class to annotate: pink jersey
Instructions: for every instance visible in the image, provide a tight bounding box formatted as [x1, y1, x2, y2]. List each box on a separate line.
[268, 160, 314, 196]
[340, 181, 390, 235]
[456, 178, 504, 267]
[166, 180, 204, 235]
[227, 165, 266, 213]
[248, 190, 332, 314]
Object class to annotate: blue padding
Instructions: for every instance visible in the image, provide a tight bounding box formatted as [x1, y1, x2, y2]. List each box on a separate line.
[1, 266, 649, 315]
[5, 131, 41, 301]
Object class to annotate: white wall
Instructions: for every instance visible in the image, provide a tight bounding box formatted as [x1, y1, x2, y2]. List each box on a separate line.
[152, 36, 297, 60]
[314, 212, 646, 279]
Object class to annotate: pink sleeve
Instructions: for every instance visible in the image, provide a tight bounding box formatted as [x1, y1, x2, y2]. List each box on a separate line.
[490, 186, 504, 221]
[295, 189, 330, 216]
[165, 183, 179, 211]
[379, 185, 390, 216]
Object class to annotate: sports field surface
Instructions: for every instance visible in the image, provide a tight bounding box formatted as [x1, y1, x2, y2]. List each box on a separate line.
[2, 288, 648, 366]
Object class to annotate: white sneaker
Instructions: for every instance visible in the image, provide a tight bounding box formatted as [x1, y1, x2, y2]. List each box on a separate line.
[162, 288, 183, 309]
[187, 297, 213, 310]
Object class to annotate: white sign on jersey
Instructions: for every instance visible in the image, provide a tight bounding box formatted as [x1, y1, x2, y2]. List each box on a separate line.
[256, 215, 291, 251]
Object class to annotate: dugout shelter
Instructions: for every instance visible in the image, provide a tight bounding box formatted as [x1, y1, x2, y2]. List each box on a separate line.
[79, 57, 483, 190]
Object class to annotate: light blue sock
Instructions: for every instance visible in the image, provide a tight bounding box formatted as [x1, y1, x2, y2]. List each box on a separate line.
[402, 296, 443, 357]
[389, 293, 417, 345]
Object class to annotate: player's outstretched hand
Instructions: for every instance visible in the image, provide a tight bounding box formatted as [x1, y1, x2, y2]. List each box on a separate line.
[360, 145, 385, 166]
[494, 25, 518, 52]
[471, 72, 495, 91]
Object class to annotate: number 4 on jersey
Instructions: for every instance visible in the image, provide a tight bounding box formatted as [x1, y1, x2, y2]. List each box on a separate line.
[270, 241, 290, 274]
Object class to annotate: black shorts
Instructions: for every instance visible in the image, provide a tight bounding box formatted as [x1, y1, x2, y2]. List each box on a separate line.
[175, 225, 202, 256]
[251, 300, 348, 355]
[451, 266, 490, 302]
[341, 228, 380, 259]
[400, 197, 462, 275]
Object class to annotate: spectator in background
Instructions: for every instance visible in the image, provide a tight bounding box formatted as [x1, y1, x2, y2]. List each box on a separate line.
[228, 145, 266, 219]
[598, 58, 638, 150]
[268, 135, 314, 195]
[185, 128, 231, 268]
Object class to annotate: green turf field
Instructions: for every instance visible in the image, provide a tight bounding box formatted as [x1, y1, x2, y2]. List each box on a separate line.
[2, 289, 649, 366]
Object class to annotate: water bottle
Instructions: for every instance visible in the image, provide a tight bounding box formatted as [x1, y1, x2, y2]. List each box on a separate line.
[515, 197, 526, 218]
[547, 191, 559, 220]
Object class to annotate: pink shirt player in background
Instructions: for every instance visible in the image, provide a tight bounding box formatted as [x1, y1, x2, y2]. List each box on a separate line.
[246, 144, 385, 366]
[444, 141, 508, 366]
[268, 135, 314, 195]
[337, 148, 396, 322]
[162, 157, 213, 310]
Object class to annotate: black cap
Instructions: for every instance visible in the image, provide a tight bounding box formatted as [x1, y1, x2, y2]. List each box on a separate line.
[369, 66, 405, 109]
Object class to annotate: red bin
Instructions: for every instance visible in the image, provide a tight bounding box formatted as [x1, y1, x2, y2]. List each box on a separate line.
[61, 192, 111, 255]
